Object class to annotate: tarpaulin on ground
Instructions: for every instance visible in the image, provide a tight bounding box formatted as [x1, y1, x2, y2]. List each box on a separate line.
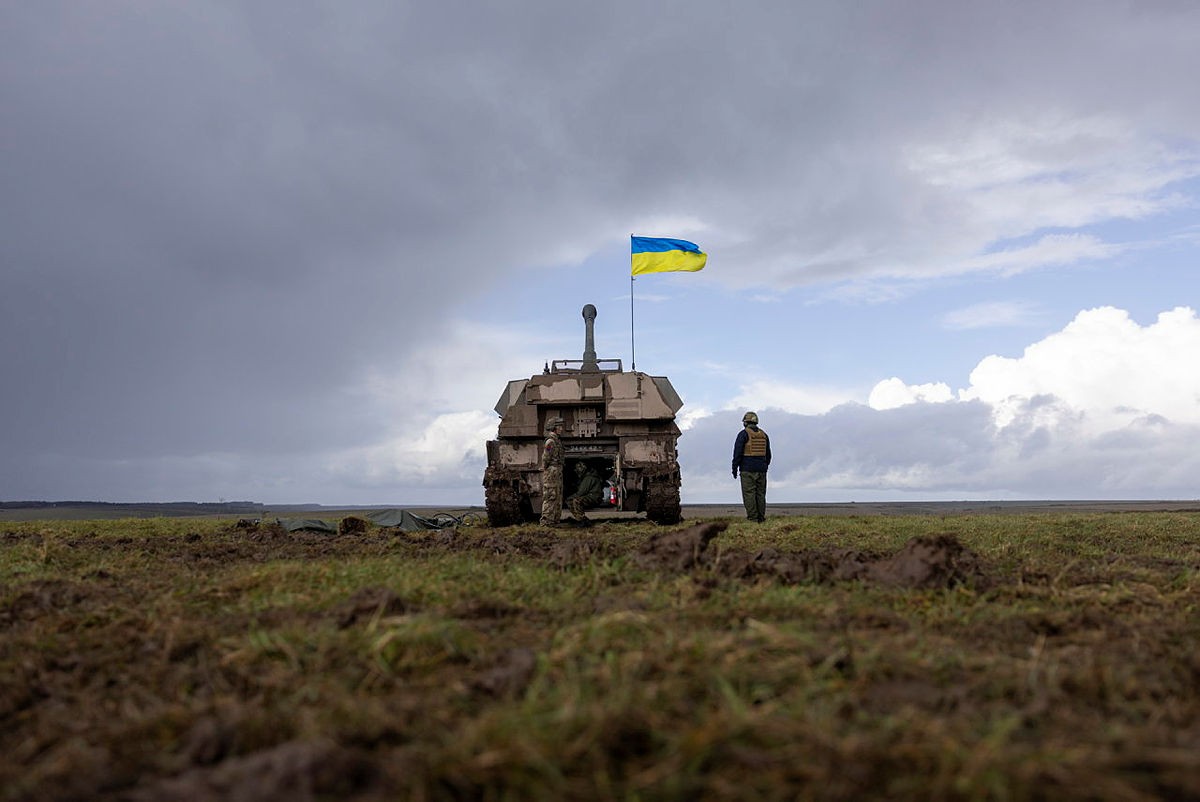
[276, 518, 338, 533]
[365, 509, 446, 530]
[275, 510, 448, 534]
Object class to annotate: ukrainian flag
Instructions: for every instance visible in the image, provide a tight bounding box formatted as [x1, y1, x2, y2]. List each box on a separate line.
[631, 236, 707, 276]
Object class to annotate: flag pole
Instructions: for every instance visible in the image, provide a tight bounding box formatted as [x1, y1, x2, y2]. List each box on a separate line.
[630, 269, 637, 371]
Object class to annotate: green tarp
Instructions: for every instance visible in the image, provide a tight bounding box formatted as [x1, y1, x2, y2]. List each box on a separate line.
[365, 509, 445, 530]
[275, 510, 447, 534]
[276, 518, 338, 533]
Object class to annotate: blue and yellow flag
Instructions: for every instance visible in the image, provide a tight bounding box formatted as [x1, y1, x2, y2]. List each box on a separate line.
[631, 236, 707, 276]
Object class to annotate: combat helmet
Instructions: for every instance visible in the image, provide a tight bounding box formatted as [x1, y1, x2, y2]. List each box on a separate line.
[742, 411, 759, 425]
[546, 416, 565, 431]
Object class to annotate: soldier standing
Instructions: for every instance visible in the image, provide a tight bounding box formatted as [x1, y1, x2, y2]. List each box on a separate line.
[539, 416, 566, 526]
[732, 411, 771, 522]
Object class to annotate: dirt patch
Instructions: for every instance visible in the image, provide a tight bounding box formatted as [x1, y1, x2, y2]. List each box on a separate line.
[636, 521, 728, 571]
[338, 516, 370, 536]
[3, 579, 92, 625]
[376, 520, 990, 588]
[862, 533, 988, 588]
[636, 524, 989, 588]
[185, 522, 401, 562]
[132, 739, 377, 801]
[472, 647, 538, 698]
[333, 586, 415, 629]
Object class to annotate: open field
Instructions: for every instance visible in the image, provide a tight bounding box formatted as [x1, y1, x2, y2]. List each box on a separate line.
[3, 499, 1199, 522]
[2, 511, 1198, 800]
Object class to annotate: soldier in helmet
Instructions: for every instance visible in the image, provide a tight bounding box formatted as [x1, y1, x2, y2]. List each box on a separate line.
[539, 416, 566, 526]
[732, 411, 771, 522]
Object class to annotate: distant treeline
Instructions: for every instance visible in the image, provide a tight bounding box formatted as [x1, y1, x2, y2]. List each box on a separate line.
[0, 501, 266, 514]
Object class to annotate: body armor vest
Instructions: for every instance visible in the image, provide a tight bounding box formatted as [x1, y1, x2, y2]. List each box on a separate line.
[743, 428, 768, 457]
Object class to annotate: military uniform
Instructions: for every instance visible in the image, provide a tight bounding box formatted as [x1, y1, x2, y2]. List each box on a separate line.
[732, 411, 771, 522]
[539, 419, 565, 526]
[567, 464, 605, 521]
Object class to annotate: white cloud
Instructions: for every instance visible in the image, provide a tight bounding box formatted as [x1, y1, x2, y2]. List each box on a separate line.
[888, 115, 1200, 281]
[907, 115, 1169, 191]
[813, 281, 915, 306]
[941, 300, 1041, 330]
[630, 215, 709, 242]
[961, 306, 1200, 430]
[868, 378, 953, 410]
[728, 379, 861, 416]
[877, 304, 1200, 439]
[905, 115, 1200, 231]
[339, 410, 497, 484]
[676, 406, 712, 432]
[958, 234, 1124, 277]
[359, 319, 566, 414]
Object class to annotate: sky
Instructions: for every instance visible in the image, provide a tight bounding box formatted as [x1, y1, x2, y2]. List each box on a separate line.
[3, 1, 1198, 505]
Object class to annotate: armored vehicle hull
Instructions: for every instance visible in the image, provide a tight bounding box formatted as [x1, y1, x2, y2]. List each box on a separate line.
[483, 305, 683, 526]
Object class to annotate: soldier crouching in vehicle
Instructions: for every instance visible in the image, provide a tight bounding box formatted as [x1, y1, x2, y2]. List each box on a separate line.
[539, 417, 566, 527]
[567, 462, 604, 525]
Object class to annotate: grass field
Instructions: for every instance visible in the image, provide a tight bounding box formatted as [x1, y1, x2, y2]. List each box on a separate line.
[2, 512, 1198, 800]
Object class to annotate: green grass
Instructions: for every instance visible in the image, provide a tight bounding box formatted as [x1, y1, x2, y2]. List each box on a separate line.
[1, 513, 1198, 800]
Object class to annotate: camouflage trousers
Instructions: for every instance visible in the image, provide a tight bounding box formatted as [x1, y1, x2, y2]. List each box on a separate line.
[568, 495, 593, 520]
[540, 465, 563, 525]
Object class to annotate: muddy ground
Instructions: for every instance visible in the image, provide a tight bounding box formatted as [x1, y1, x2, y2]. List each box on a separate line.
[2, 515, 1198, 800]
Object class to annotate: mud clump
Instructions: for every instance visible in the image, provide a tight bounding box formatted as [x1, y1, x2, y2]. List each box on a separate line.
[550, 536, 621, 568]
[708, 546, 875, 584]
[862, 533, 988, 588]
[132, 739, 377, 801]
[472, 647, 538, 698]
[247, 522, 292, 542]
[427, 530, 623, 566]
[2, 579, 102, 626]
[640, 525, 989, 589]
[475, 530, 575, 557]
[636, 521, 728, 571]
[334, 586, 414, 629]
[180, 716, 241, 767]
[338, 516, 370, 536]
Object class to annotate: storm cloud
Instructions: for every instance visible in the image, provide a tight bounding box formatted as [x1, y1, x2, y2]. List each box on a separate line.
[3, 2, 1197, 502]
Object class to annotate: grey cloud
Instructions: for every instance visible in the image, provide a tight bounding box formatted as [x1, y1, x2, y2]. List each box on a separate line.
[684, 401, 995, 491]
[3, 1, 1197, 501]
[683, 397, 1200, 501]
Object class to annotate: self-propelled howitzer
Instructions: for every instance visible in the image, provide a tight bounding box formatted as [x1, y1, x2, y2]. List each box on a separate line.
[483, 304, 683, 526]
